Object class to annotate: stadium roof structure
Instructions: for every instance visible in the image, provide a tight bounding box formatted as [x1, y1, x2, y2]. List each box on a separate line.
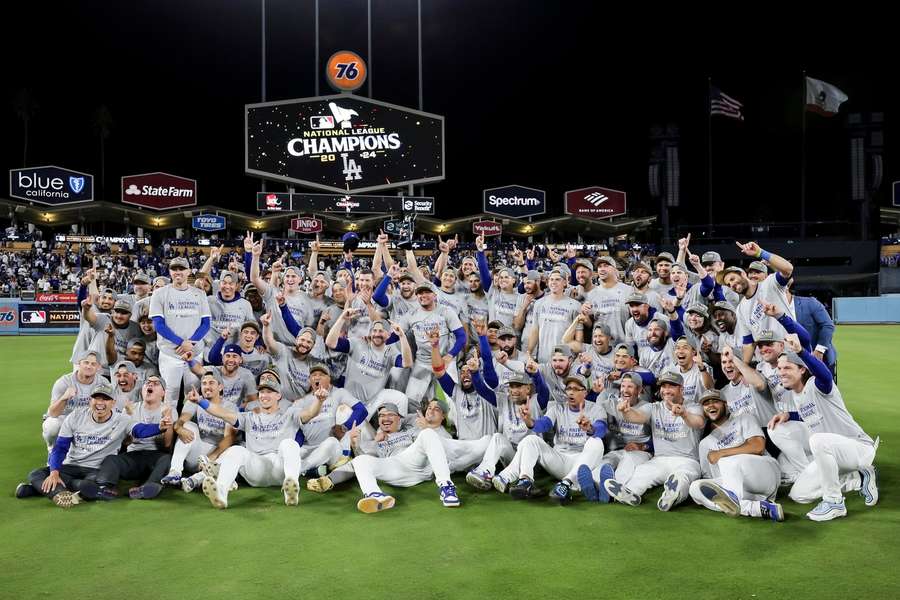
[0, 197, 656, 238]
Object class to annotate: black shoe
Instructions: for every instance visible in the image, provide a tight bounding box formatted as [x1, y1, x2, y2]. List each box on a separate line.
[15, 482, 35, 499]
[549, 480, 573, 505]
[509, 477, 536, 500]
[129, 482, 162, 500]
[95, 485, 119, 501]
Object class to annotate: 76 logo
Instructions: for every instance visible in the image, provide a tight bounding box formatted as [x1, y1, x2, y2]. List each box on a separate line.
[334, 62, 360, 80]
[0, 311, 15, 322]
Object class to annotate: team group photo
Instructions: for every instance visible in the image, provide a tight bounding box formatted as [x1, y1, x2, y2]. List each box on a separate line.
[2, 3, 899, 600]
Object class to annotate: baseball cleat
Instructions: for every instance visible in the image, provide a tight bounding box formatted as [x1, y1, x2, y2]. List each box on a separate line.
[698, 480, 740, 517]
[198, 455, 219, 479]
[465, 469, 493, 491]
[806, 499, 847, 522]
[329, 455, 352, 470]
[129, 483, 163, 500]
[509, 477, 537, 500]
[549, 480, 573, 505]
[52, 490, 82, 508]
[577, 465, 599, 502]
[160, 471, 183, 486]
[202, 476, 228, 509]
[657, 474, 683, 512]
[357, 492, 395, 514]
[859, 465, 878, 506]
[492, 474, 509, 494]
[306, 475, 334, 493]
[759, 500, 785, 522]
[95, 485, 119, 501]
[597, 463, 615, 504]
[181, 475, 201, 493]
[282, 477, 300, 506]
[439, 483, 461, 507]
[604, 478, 641, 506]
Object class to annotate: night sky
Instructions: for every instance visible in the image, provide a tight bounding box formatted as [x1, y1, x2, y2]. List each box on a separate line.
[2, 1, 895, 234]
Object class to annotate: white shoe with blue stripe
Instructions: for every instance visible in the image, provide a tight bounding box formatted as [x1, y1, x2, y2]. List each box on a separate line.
[859, 466, 878, 507]
[806, 499, 847, 522]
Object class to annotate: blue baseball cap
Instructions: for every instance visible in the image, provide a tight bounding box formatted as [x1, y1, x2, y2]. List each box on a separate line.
[223, 344, 243, 356]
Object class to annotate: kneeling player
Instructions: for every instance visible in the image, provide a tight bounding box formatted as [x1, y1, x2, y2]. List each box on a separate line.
[689, 390, 784, 521]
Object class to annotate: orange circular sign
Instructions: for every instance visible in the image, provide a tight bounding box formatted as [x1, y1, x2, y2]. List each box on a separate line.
[326, 51, 367, 92]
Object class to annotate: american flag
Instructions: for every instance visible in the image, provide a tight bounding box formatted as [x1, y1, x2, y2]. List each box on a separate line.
[710, 86, 744, 120]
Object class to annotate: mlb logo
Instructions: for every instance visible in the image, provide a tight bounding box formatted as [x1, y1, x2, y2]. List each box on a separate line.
[21, 310, 46, 324]
[310, 115, 335, 130]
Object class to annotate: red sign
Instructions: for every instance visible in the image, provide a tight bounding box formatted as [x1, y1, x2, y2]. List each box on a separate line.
[290, 217, 324, 234]
[473, 220, 502, 237]
[564, 186, 627, 220]
[0, 305, 17, 328]
[121, 172, 197, 210]
[36, 293, 78, 303]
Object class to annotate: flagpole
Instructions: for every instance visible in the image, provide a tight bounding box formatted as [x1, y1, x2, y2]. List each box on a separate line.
[707, 77, 714, 236]
[801, 70, 807, 238]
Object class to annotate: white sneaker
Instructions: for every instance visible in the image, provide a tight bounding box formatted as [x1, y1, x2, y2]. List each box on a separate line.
[282, 477, 300, 506]
[202, 476, 228, 509]
[198, 455, 219, 479]
[357, 492, 395, 514]
[807, 499, 847, 522]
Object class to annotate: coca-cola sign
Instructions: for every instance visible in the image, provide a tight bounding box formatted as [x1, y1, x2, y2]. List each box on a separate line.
[472, 220, 502, 237]
[35, 293, 78, 303]
[290, 217, 324, 234]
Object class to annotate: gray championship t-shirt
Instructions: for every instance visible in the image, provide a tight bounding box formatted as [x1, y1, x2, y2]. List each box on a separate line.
[638, 401, 704, 460]
[698, 413, 766, 479]
[59, 408, 139, 469]
[234, 404, 304, 455]
[49, 373, 111, 417]
[149, 285, 212, 359]
[181, 399, 239, 446]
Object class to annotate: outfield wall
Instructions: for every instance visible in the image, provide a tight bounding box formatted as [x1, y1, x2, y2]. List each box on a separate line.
[833, 295, 900, 324]
[0, 299, 80, 335]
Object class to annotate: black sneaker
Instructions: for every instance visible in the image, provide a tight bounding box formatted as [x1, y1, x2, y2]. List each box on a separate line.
[96, 485, 119, 501]
[15, 482, 35, 499]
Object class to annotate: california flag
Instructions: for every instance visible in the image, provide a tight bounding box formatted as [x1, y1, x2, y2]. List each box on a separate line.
[806, 76, 848, 116]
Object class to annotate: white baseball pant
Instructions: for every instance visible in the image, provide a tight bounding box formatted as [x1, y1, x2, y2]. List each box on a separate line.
[477, 432, 518, 477]
[689, 454, 780, 516]
[503, 436, 606, 491]
[584, 449, 653, 486]
[442, 435, 492, 472]
[213, 439, 302, 495]
[767, 421, 812, 482]
[351, 428, 453, 496]
[42, 416, 62, 449]
[624, 455, 701, 504]
[299, 437, 345, 471]
[789, 433, 874, 504]
[169, 422, 217, 473]
[158, 352, 199, 410]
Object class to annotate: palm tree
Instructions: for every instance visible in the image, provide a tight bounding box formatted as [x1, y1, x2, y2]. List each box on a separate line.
[13, 89, 38, 166]
[92, 105, 114, 199]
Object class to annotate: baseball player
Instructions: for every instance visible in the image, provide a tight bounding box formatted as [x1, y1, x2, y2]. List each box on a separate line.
[44, 350, 111, 449]
[664, 336, 714, 405]
[578, 372, 652, 503]
[689, 389, 784, 521]
[191, 378, 325, 509]
[773, 335, 878, 521]
[476, 235, 521, 327]
[213, 344, 258, 409]
[649, 252, 676, 296]
[325, 308, 413, 412]
[604, 371, 706, 511]
[628, 261, 662, 310]
[207, 321, 270, 378]
[712, 301, 740, 358]
[722, 240, 795, 363]
[528, 269, 582, 363]
[249, 236, 313, 345]
[204, 270, 255, 359]
[718, 345, 777, 430]
[111, 360, 142, 411]
[149, 256, 211, 408]
[502, 375, 608, 504]
[637, 312, 684, 379]
[512, 270, 545, 352]
[95, 375, 175, 500]
[82, 295, 142, 370]
[347, 403, 461, 513]
[260, 310, 329, 401]
[585, 256, 631, 345]
[161, 369, 238, 492]
[465, 367, 548, 492]
[17, 384, 170, 508]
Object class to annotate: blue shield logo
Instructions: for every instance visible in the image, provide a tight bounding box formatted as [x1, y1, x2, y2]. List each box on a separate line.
[68, 177, 85, 194]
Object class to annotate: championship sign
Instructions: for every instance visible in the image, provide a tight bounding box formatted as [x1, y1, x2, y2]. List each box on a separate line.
[246, 95, 444, 194]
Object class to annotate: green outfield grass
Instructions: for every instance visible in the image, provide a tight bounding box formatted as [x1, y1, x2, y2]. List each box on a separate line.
[1, 327, 898, 600]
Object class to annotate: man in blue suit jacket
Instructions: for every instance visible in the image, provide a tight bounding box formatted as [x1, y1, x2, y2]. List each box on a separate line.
[787, 284, 838, 378]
